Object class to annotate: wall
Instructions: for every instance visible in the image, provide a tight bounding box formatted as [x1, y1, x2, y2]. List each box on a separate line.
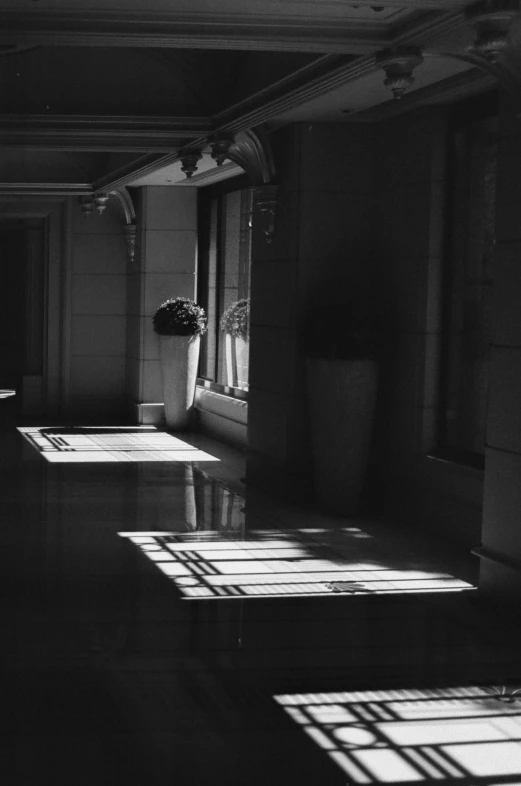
[479, 91, 521, 597]
[68, 198, 127, 420]
[372, 107, 484, 549]
[247, 123, 376, 499]
[246, 112, 484, 551]
[126, 187, 197, 423]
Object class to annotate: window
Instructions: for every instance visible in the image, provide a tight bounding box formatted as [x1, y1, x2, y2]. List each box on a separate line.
[437, 94, 498, 468]
[197, 179, 252, 396]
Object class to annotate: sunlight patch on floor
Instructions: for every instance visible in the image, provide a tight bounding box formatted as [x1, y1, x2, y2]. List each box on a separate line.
[17, 426, 220, 463]
[274, 685, 521, 783]
[119, 529, 476, 600]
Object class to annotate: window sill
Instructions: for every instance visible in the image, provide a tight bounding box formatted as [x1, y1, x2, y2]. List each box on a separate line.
[194, 386, 248, 452]
[194, 386, 248, 425]
[196, 378, 247, 401]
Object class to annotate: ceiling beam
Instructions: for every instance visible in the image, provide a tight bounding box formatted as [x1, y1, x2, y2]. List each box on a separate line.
[0, 115, 213, 152]
[0, 8, 452, 54]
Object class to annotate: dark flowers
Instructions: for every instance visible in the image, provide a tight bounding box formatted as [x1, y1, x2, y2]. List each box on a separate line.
[153, 297, 207, 336]
[220, 298, 250, 341]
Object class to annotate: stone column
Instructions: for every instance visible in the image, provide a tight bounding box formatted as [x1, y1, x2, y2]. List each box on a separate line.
[126, 187, 197, 424]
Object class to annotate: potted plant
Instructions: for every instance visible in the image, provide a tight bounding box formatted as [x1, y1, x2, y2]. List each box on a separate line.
[153, 297, 207, 430]
[302, 302, 379, 516]
[220, 298, 250, 390]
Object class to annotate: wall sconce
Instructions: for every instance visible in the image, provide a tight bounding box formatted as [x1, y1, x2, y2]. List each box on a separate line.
[376, 46, 424, 99]
[210, 133, 234, 166]
[253, 185, 279, 244]
[179, 152, 202, 179]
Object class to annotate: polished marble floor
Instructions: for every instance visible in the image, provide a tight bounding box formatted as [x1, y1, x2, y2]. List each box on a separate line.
[2, 404, 521, 785]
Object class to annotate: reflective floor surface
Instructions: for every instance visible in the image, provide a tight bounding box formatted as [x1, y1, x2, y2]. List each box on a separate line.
[2, 412, 521, 785]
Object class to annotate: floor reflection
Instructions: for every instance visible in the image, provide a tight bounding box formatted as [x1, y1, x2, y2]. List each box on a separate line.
[2, 422, 521, 785]
[18, 425, 220, 462]
[121, 529, 476, 600]
[274, 685, 521, 783]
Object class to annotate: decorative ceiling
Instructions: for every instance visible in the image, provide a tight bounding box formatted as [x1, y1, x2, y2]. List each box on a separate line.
[0, 0, 518, 192]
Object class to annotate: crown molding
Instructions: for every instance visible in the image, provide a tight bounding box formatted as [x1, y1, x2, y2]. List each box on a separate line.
[0, 8, 449, 53]
[0, 115, 212, 151]
[0, 183, 92, 196]
[92, 153, 179, 192]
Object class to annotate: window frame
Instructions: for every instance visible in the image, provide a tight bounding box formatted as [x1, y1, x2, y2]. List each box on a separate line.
[196, 174, 251, 398]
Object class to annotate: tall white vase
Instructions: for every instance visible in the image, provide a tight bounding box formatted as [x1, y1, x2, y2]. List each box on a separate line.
[224, 334, 250, 389]
[306, 357, 378, 516]
[158, 334, 200, 430]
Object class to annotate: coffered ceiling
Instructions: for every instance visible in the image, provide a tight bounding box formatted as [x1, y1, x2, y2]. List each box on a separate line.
[0, 0, 515, 192]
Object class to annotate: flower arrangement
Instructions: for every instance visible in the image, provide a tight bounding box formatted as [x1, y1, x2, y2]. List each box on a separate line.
[153, 297, 207, 336]
[220, 298, 250, 341]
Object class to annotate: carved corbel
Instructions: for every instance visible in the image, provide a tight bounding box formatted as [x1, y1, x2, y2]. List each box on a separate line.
[433, 0, 521, 104]
[252, 185, 278, 244]
[375, 46, 424, 99]
[123, 224, 137, 263]
[179, 152, 202, 179]
[227, 128, 275, 185]
[93, 192, 110, 214]
[209, 133, 234, 166]
[78, 188, 137, 262]
[110, 187, 137, 263]
[80, 195, 94, 218]
[465, 0, 519, 62]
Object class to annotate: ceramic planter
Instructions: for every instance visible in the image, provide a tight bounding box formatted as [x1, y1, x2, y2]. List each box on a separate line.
[306, 357, 378, 516]
[158, 334, 201, 430]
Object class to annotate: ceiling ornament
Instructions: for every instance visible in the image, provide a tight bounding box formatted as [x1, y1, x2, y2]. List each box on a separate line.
[80, 195, 94, 218]
[78, 188, 137, 262]
[209, 133, 234, 167]
[465, 0, 519, 62]
[179, 152, 202, 179]
[432, 0, 521, 107]
[375, 46, 424, 99]
[93, 192, 110, 214]
[227, 128, 275, 185]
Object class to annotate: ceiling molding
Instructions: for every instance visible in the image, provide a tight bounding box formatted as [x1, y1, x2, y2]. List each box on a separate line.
[210, 10, 466, 132]
[0, 183, 92, 196]
[214, 54, 354, 126]
[0, 115, 212, 151]
[176, 161, 244, 187]
[347, 66, 497, 122]
[92, 152, 179, 192]
[392, 9, 468, 45]
[0, 8, 452, 54]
